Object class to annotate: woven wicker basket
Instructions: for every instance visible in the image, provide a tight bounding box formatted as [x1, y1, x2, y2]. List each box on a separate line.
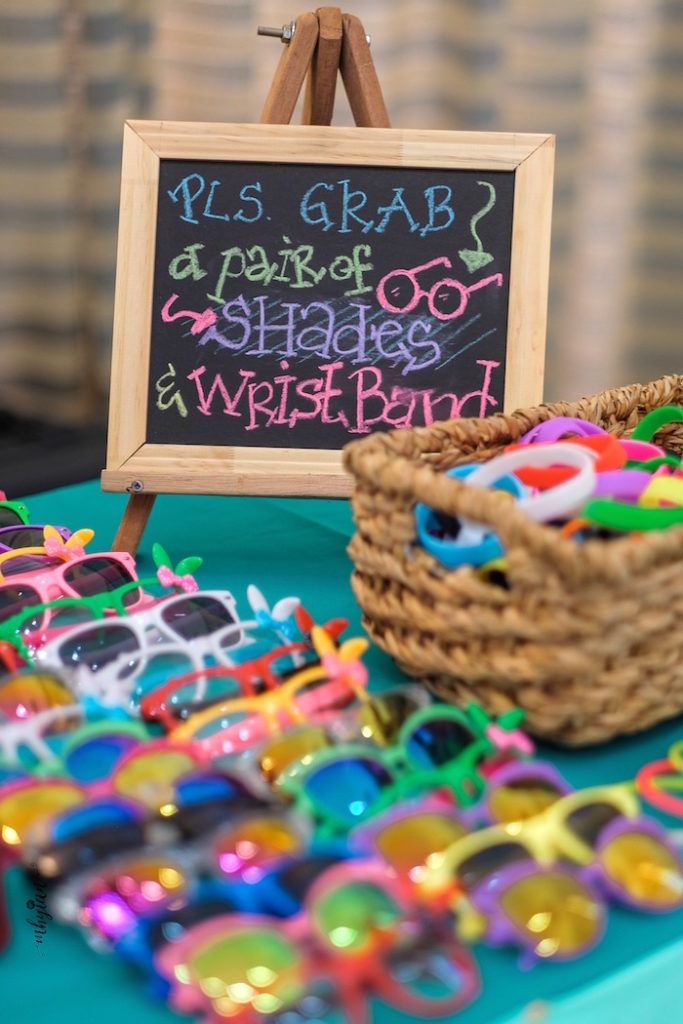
[343, 374, 683, 746]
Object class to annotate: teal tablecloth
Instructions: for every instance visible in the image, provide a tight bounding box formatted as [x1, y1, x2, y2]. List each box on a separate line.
[3, 481, 683, 1024]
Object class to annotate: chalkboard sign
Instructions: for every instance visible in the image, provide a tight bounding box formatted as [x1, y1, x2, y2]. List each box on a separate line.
[103, 121, 554, 497]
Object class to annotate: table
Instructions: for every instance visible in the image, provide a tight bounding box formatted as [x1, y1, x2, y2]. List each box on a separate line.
[3, 480, 683, 1024]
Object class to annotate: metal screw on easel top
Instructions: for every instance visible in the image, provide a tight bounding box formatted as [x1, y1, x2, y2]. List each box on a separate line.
[257, 21, 296, 42]
[256, 20, 371, 45]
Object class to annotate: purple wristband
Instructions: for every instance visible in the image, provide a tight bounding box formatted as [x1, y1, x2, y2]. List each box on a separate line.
[520, 416, 606, 445]
[592, 469, 652, 501]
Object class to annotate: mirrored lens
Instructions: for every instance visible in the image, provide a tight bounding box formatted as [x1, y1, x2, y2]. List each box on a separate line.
[303, 757, 392, 826]
[0, 671, 73, 720]
[160, 595, 236, 641]
[312, 880, 401, 952]
[258, 726, 331, 790]
[63, 557, 139, 607]
[488, 776, 565, 824]
[111, 748, 198, 809]
[374, 813, 467, 884]
[82, 856, 188, 928]
[187, 928, 305, 1018]
[213, 816, 302, 880]
[404, 715, 477, 769]
[499, 872, 602, 958]
[0, 782, 84, 846]
[56, 624, 140, 674]
[601, 830, 683, 907]
[0, 583, 42, 627]
[63, 733, 143, 784]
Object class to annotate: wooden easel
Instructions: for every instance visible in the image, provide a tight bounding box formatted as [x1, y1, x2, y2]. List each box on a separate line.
[111, 8, 389, 554]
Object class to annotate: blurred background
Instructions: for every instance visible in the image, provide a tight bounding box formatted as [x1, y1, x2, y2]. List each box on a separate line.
[1, 0, 681, 493]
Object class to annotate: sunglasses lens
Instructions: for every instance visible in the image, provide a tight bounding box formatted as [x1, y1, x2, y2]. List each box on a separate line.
[63, 733, 143, 784]
[160, 595, 236, 641]
[258, 726, 330, 790]
[565, 801, 621, 848]
[489, 776, 565, 824]
[271, 854, 345, 909]
[404, 716, 477, 769]
[0, 507, 24, 527]
[187, 929, 305, 1018]
[312, 881, 401, 952]
[133, 650, 198, 702]
[0, 584, 42, 627]
[0, 527, 46, 549]
[355, 689, 423, 744]
[145, 895, 241, 952]
[1, 554, 61, 576]
[159, 672, 246, 724]
[0, 783, 84, 846]
[457, 841, 530, 891]
[57, 624, 140, 674]
[374, 813, 468, 884]
[303, 757, 392, 827]
[0, 672, 73, 719]
[62, 557, 140, 607]
[213, 816, 302, 880]
[82, 856, 188, 936]
[383, 933, 473, 1006]
[500, 872, 602, 958]
[112, 749, 198, 810]
[601, 831, 683, 907]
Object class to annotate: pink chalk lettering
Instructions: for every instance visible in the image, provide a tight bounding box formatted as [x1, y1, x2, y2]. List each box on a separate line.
[318, 361, 349, 427]
[162, 294, 217, 335]
[246, 381, 277, 430]
[187, 365, 254, 416]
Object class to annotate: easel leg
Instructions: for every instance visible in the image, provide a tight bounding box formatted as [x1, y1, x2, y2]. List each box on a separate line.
[340, 14, 391, 128]
[260, 12, 319, 124]
[303, 7, 342, 125]
[112, 493, 156, 555]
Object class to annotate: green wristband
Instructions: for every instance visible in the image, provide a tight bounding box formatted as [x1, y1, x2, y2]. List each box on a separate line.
[630, 405, 683, 442]
[582, 497, 683, 532]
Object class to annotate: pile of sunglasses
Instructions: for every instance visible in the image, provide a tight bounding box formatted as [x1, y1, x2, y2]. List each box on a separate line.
[416, 404, 683, 572]
[0, 501, 681, 1023]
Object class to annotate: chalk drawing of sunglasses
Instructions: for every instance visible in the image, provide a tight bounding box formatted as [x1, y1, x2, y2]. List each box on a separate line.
[376, 257, 503, 321]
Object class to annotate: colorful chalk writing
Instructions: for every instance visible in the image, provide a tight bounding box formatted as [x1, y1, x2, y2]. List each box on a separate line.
[147, 160, 514, 449]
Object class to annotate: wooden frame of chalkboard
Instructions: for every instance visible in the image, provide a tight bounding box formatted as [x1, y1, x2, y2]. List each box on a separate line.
[102, 120, 554, 499]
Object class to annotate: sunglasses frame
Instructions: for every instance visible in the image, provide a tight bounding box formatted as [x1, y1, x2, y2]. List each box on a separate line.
[0, 523, 71, 553]
[169, 632, 369, 759]
[155, 857, 480, 1024]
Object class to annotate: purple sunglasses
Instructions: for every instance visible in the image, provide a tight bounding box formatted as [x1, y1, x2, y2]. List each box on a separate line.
[0, 524, 71, 554]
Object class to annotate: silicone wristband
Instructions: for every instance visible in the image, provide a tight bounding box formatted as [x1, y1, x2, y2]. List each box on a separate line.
[628, 456, 681, 473]
[635, 759, 683, 817]
[581, 497, 683, 531]
[630, 405, 683, 442]
[414, 465, 526, 568]
[507, 434, 625, 489]
[592, 469, 652, 501]
[519, 417, 606, 445]
[668, 741, 683, 773]
[619, 439, 665, 462]
[465, 443, 596, 522]
[639, 476, 683, 508]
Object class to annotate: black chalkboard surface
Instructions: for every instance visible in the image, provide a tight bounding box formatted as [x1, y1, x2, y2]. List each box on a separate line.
[148, 160, 514, 449]
[103, 122, 553, 500]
